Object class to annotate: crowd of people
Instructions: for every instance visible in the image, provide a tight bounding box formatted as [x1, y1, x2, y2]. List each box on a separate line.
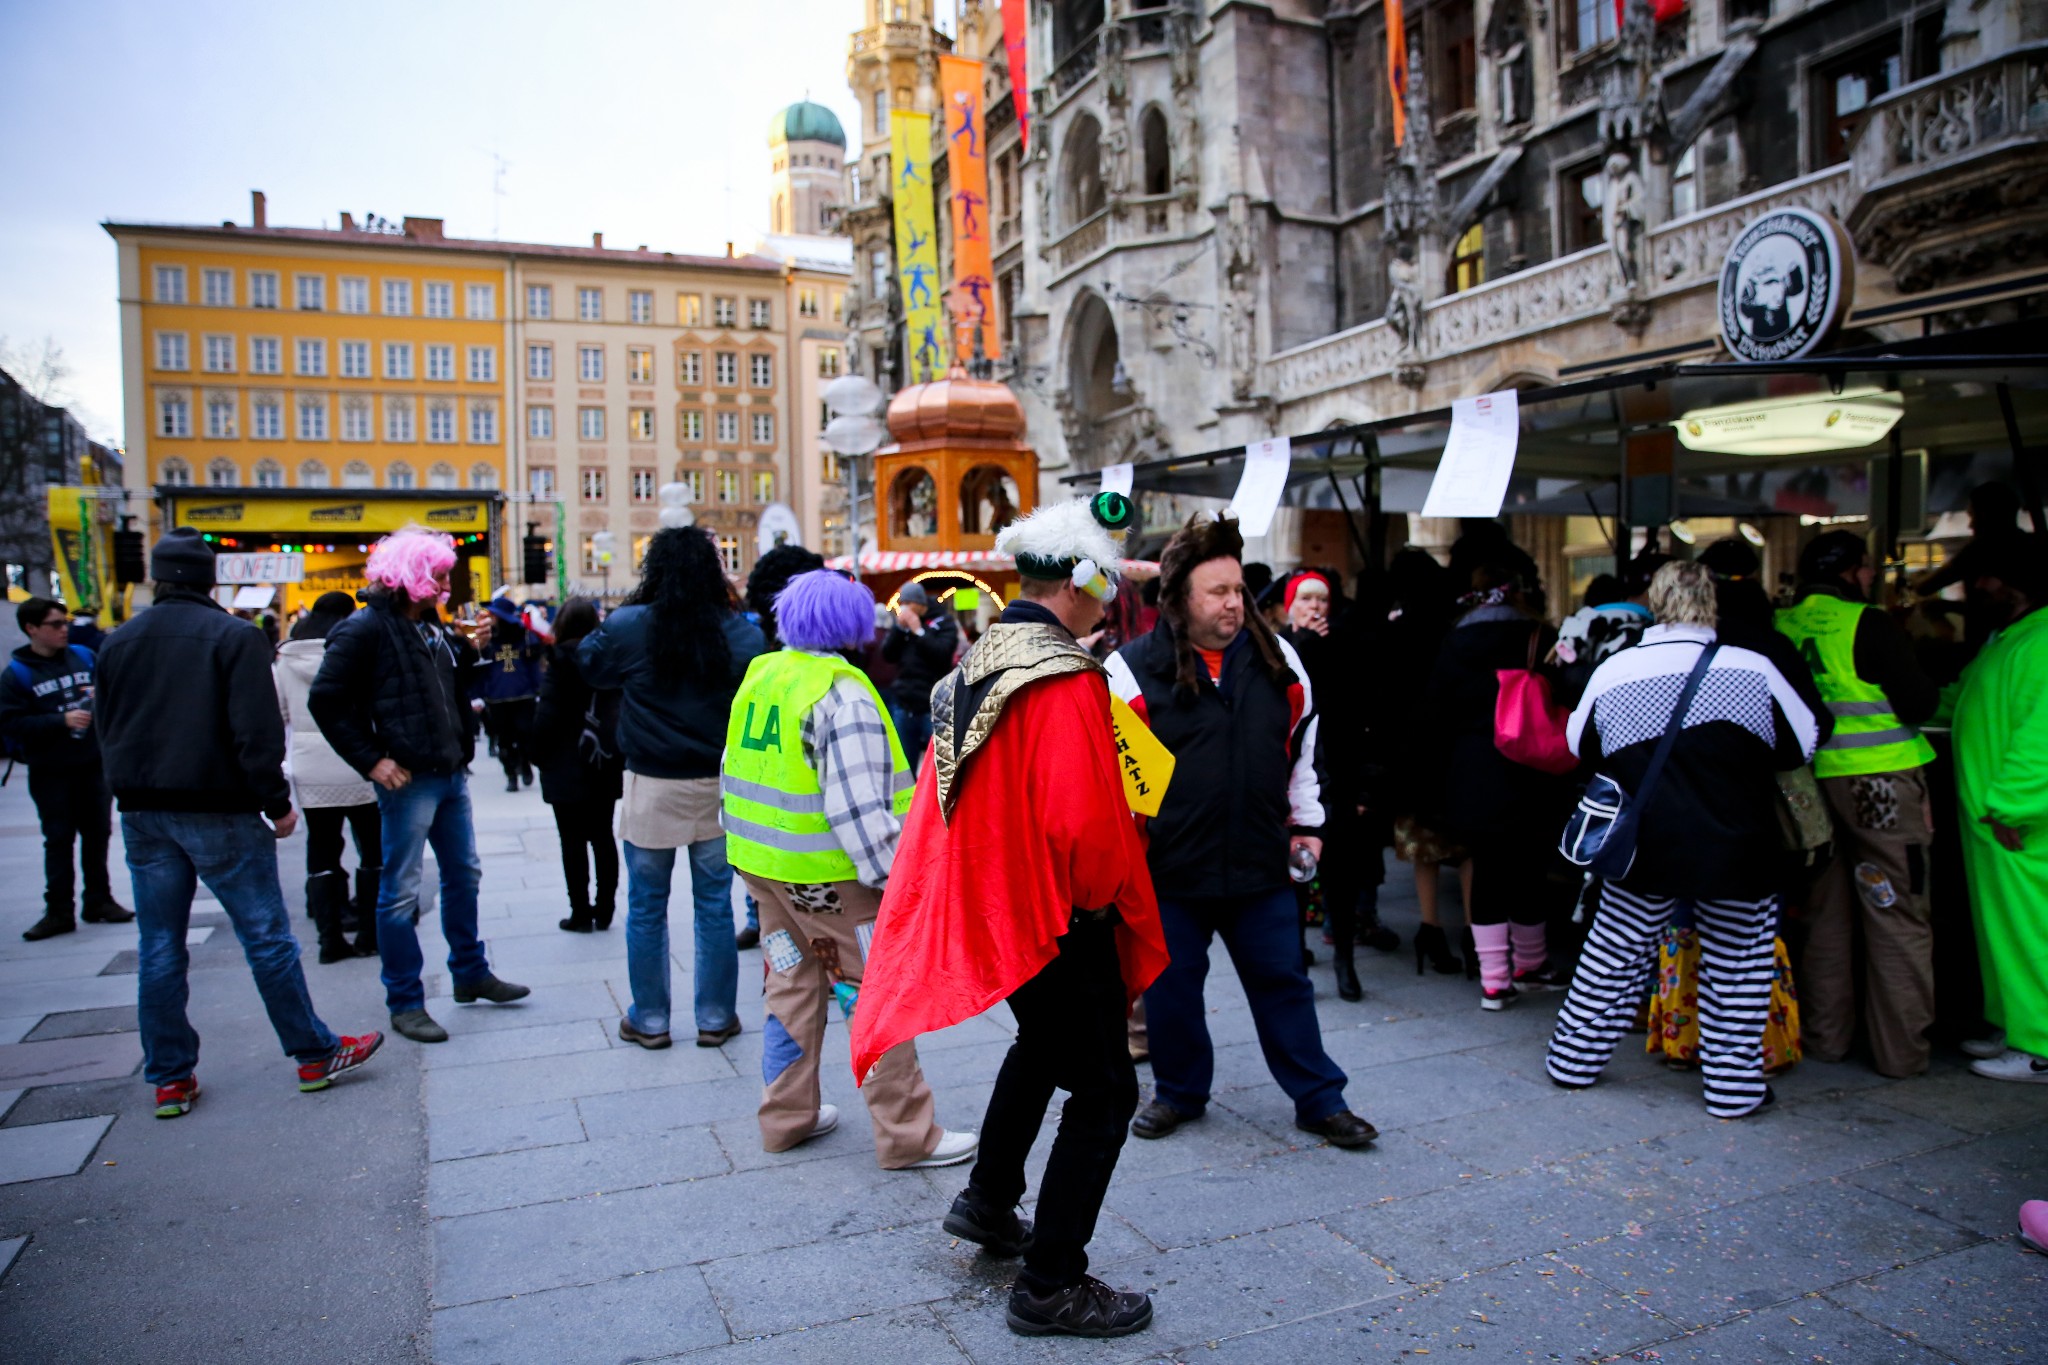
[1, 482, 2042, 1338]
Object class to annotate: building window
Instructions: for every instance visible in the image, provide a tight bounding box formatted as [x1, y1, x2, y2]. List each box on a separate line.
[713, 296, 736, 327]
[342, 401, 372, 442]
[678, 294, 702, 326]
[253, 398, 283, 440]
[296, 338, 326, 376]
[160, 457, 192, 485]
[751, 411, 774, 444]
[748, 298, 771, 328]
[425, 404, 455, 443]
[1669, 143, 1697, 219]
[207, 458, 238, 487]
[385, 342, 414, 380]
[342, 461, 375, 489]
[714, 352, 738, 386]
[156, 332, 188, 371]
[247, 271, 280, 310]
[339, 277, 369, 314]
[631, 467, 655, 502]
[428, 462, 458, 490]
[869, 248, 889, 297]
[628, 408, 655, 441]
[529, 405, 554, 439]
[673, 467, 703, 500]
[581, 467, 606, 502]
[1561, 162, 1605, 254]
[1447, 222, 1485, 293]
[750, 353, 773, 387]
[832, 291, 844, 322]
[799, 288, 819, 318]
[388, 461, 416, 490]
[578, 407, 606, 441]
[716, 469, 738, 503]
[469, 463, 498, 490]
[819, 347, 841, 377]
[154, 265, 187, 303]
[753, 470, 775, 504]
[528, 344, 553, 380]
[716, 410, 740, 443]
[579, 345, 605, 383]
[679, 409, 704, 441]
[253, 459, 284, 489]
[202, 268, 233, 307]
[468, 346, 496, 383]
[250, 336, 281, 375]
[526, 284, 553, 319]
[820, 401, 832, 433]
[340, 340, 371, 379]
[424, 282, 453, 318]
[383, 279, 413, 316]
[466, 283, 495, 320]
[1566, 0, 1616, 55]
[1433, 0, 1477, 115]
[427, 344, 455, 382]
[679, 351, 703, 385]
[630, 290, 654, 324]
[298, 397, 327, 441]
[530, 466, 557, 498]
[716, 535, 740, 573]
[298, 460, 329, 488]
[385, 398, 414, 443]
[295, 274, 325, 311]
[205, 395, 236, 438]
[1820, 41, 1903, 165]
[578, 287, 602, 322]
[628, 347, 654, 384]
[469, 403, 497, 444]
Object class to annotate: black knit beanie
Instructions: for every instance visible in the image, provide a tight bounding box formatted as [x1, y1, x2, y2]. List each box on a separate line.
[150, 526, 216, 587]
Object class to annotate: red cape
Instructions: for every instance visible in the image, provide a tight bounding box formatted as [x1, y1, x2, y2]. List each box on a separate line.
[851, 669, 1168, 1083]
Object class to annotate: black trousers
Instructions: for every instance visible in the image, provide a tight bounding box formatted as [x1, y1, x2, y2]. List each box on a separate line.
[488, 699, 536, 783]
[552, 798, 618, 911]
[304, 803, 381, 880]
[28, 763, 112, 914]
[968, 915, 1138, 1293]
[1467, 828, 1555, 927]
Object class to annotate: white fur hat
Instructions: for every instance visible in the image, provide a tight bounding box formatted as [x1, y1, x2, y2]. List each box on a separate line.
[996, 493, 1131, 598]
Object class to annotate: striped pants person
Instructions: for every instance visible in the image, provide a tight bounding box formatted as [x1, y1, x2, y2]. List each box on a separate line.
[1546, 882, 1780, 1118]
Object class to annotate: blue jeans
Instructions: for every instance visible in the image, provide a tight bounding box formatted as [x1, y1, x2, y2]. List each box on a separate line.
[374, 772, 489, 1014]
[1144, 886, 1350, 1124]
[124, 810, 338, 1086]
[623, 838, 737, 1035]
[888, 702, 932, 770]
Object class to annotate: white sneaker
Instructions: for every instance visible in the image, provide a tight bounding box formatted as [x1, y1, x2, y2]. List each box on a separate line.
[905, 1128, 979, 1169]
[1961, 1031, 2008, 1060]
[1969, 1049, 2048, 1084]
[806, 1104, 841, 1140]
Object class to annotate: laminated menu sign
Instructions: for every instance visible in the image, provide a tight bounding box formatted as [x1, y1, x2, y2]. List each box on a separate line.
[1098, 462, 1134, 497]
[1421, 390, 1520, 518]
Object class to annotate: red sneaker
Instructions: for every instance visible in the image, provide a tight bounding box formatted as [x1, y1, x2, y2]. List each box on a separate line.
[155, 1077, 200, 1119]
[298, 1032, 384, 1092]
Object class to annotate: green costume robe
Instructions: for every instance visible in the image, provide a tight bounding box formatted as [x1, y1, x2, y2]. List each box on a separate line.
[1950, 607, 2048, 1057]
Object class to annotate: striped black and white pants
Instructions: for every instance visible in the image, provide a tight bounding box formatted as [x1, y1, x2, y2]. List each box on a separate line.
[1545, 882, 1780, 1118]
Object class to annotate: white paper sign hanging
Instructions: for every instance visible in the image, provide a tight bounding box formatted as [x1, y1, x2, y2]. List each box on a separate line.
[1098, 462, 1134, 497]
[1230, 437, 1292, 538]
[1421, 390, 1520, 519]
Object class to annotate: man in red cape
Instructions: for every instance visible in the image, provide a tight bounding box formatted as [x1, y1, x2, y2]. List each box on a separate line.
[851, 494, 1169, 1339]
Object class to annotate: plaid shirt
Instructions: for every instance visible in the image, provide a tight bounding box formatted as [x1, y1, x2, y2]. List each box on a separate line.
[798, 656, 904, 888]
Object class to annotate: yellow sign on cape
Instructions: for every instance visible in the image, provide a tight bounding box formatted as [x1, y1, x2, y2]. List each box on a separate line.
[890, 109, 946, 382]
[1107, 693, 1175, 817]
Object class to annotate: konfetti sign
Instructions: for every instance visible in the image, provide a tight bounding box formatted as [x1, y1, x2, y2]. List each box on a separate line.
[215, 552, 306, 584]
[1717, 207, 1854, 363]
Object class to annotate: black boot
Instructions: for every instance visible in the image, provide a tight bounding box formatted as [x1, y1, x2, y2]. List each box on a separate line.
[309, 871, 355, 963]
[1413, 923, 1462, 976]
[1332, 952, 1363, 1002]
[559, 898, 594, 933]
[352, 866, 381, 956]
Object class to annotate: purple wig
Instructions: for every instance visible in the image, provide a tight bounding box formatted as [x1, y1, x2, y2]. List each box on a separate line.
[365, 526, 458, 602]
[775, 570, 875, 652]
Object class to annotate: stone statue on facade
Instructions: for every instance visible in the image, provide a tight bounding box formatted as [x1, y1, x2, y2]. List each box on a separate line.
[1602, 150, 1646, 295]
[1384, 249, 1423, 354]
[1222, 191, 1259, 401]
[1102, 117, 1133, 202]
[1100, 12, 1129, 106]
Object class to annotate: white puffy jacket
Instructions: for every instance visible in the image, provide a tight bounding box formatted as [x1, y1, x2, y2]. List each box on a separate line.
[274, 638, 376, 809]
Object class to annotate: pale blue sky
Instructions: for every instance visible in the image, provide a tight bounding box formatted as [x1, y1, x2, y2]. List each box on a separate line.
[0, 0, 870, 443]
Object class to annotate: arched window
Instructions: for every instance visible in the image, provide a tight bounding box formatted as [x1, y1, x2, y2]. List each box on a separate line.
[160, 457, 192, 487]
[1067, 291, 1123, 421]
[888, 466, 939, 540]
[252, 459, 284, 489]
[428, 462, 458, 490]
[298, 460, 330, 488]
[342, 461, 375, 489]
[468, 463, 499, 491]
[1447, 222, 1486, 293]
[960, 465, 1021, 536]
[1062, 114, 1106, 226]
[387, 461, 416, 490]
[206, 457, 239, 488]
[1140, 106, 1170, 196]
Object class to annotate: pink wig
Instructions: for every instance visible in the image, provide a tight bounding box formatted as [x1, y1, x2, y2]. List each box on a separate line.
[365, 526, 457, 602]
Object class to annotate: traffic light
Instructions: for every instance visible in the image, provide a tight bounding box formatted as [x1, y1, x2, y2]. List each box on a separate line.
[113, 527, 146, 585]
[522, 533, 551, 586]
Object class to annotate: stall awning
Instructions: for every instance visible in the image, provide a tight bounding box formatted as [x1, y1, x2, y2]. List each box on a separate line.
[826, 548, 1160, 578]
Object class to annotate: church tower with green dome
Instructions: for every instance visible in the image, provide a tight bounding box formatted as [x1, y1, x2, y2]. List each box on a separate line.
[768, 100, 847, 237]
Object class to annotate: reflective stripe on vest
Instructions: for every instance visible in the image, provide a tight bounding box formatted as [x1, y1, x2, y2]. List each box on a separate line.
[1777, 593, 1935, 777]
[719, 648, 913, 883]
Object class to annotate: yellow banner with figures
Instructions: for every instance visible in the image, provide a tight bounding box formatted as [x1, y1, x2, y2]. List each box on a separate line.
[46, 487, 104, 613]
[168, 494, 491, 534]
[1108, 693, 1175, 817]
[937, 55, 1001, 362]
[890, 109, 946, 382]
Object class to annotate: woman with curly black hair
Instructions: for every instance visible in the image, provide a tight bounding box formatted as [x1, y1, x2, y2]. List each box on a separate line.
[578, 528, 765, 1049]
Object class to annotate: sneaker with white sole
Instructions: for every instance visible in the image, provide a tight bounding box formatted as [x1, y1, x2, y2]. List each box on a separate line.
[905, 1128, 979, 1169]
[806, 1104, 840, 1140]
[1961, 1031, 2008, 1060]
[1969, 1049, 2048, 1084]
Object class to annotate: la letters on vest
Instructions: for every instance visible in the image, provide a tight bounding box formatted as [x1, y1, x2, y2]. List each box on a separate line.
[739, 700, 783, 752]
[1108, 693, 1175, 817]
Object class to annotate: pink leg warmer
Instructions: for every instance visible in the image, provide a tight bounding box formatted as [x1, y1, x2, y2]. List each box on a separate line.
[1510, 922, 1548, 976]
[1471, 923, 1512, 994]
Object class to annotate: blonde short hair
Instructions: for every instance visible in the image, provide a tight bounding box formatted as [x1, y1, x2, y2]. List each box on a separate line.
[1647, 559, 1718, 629]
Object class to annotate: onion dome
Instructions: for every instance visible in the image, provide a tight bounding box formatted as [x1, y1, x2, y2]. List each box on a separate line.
[768, 101, 847, 149]
[885, 367, 1027, 444]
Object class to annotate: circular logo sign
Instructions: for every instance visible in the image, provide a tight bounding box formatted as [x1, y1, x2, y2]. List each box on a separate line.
[1717, 207, 1853, 362]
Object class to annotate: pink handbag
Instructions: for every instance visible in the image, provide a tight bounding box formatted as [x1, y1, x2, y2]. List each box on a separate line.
[1495, 634, 1577, 775]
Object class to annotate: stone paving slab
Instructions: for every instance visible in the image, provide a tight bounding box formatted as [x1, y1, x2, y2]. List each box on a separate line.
[21, 1006, 138, 1042]
[428, 1123, 729, 1217]
[674, 1306, 972, 1364]
[433, 1263, 729, 1365]
[428, 1096, 588, 1163]
[1639, 1295, 1949, 1363]
[0, 1234, 25, 1281]
[1843, 1123, 2048, 1239]
[0, 1034, 141, 1089]
[0, 1114, 113, 1185]
[1824, 1238, 2048, 1362]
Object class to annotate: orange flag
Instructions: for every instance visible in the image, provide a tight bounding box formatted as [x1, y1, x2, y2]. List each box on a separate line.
[938, 54, 1001, 362]
[1387, 0, 1409, 148]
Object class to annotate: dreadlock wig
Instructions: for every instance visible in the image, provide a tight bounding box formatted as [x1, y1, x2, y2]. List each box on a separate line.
[1156, 512, 1289, 699]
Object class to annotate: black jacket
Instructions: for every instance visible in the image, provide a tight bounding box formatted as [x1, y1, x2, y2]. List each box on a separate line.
[531, 644, 623, 805]
[1107, 619, 1322, 901]
[880, 610, 957, 714]
[309, 593, 473, 779]
[97, 589, 292, 818]
[576, 605, 764, 779]
[1424, 610, 1569, 842]
[0, 644, 102, 770]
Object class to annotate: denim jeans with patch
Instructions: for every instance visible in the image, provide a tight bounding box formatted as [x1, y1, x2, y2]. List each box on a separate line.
[374, 771, 490, 1014]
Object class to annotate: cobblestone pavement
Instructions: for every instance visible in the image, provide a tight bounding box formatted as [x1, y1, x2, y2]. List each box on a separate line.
[2, 768, 2045, 1362]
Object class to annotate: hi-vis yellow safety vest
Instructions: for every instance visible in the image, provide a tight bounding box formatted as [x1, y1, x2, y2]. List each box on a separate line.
[720, 649, 914, 883]
[1777, 593, 1935, 779]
